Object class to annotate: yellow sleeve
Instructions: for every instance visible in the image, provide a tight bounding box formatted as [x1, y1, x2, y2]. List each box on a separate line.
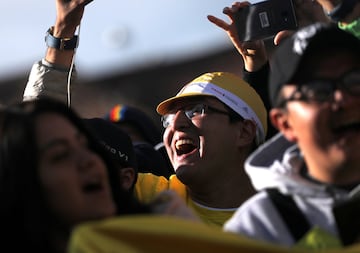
[168, 174, 187, 200]
[134, 173, 170, 203]
[70, 216, 348, 253]
[135, 173, 188, 204]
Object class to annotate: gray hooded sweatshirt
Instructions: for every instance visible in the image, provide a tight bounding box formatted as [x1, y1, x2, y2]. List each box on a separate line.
[223, 133, 360, 247]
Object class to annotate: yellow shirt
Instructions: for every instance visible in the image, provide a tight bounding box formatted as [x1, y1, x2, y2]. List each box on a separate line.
[135, 173, 235, 227]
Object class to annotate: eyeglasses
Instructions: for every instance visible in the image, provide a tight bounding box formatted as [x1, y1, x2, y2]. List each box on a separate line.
[161, 104, 230, 128]
[278, 69, 360, 106]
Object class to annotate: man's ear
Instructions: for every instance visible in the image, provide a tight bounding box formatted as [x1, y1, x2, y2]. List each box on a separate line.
[119, 167, 136, 191]
[237, 119, 257, 146]
[270, 108, 297, 142]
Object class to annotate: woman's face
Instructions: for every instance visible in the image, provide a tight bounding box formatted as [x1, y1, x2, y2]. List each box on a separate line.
[35, 113, 116, 227]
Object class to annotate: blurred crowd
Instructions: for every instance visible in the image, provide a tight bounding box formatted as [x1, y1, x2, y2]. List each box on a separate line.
[0, 0, 359, 252]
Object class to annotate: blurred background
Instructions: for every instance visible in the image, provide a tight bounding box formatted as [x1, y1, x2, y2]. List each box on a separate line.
[0, 0, 258, 128]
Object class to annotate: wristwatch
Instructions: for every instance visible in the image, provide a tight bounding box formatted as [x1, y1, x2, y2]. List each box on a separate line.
[45, 26, 78, 50]
[327, 0, 358, 22]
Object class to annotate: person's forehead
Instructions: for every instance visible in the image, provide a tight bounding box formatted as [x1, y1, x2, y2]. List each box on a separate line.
[168, 96, 224, 110]
[35, 113, 81, 151]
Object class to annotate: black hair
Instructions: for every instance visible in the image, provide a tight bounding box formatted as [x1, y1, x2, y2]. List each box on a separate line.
[0, 97, 150, 253]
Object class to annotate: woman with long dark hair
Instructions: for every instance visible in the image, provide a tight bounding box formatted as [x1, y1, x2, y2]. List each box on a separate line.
[0, 98, 152, 253]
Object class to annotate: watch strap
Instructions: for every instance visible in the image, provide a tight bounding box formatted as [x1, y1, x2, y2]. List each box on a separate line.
[327, 0, 358, 22]
[45, 27, 78, 50]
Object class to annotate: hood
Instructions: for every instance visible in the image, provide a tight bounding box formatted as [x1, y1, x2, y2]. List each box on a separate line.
[244, 133, 349, 198]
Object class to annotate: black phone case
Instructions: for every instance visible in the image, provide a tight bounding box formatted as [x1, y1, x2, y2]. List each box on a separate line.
[234, 0, 298, 41]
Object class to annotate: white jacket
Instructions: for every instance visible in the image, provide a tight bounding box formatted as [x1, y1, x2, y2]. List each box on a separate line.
[23, 59, 76, 103]
[224, 133, 360, 247]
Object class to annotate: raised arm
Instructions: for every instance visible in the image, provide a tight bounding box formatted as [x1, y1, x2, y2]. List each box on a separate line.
[316, 0, 360, 24]
[23, 0, 93, 103]
[207, 1, 268, 72]
[46, 0, 92, 66]
[207, 2, 282, 139]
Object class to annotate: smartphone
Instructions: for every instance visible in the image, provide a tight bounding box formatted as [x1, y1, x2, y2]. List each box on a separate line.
[234, 0, 298, 41]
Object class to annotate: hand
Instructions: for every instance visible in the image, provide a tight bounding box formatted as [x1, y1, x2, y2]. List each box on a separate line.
[273, 0, 330, 45]
[53, 0, 94, 37]
[150, 190, 200, 222]
[273, 30, 294, 45]
[207, 1, 268, 72]
[292, 0, 329, 27]
[45, 0, 93, 67]
[315, 0, 360, 23]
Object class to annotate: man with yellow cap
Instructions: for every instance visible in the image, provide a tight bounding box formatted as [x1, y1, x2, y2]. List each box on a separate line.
[135, 71, 267, 227]
[23, 0, 268, 227]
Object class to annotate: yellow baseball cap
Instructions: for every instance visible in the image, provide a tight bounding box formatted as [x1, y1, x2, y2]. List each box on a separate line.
[156, 72, 267, 144]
